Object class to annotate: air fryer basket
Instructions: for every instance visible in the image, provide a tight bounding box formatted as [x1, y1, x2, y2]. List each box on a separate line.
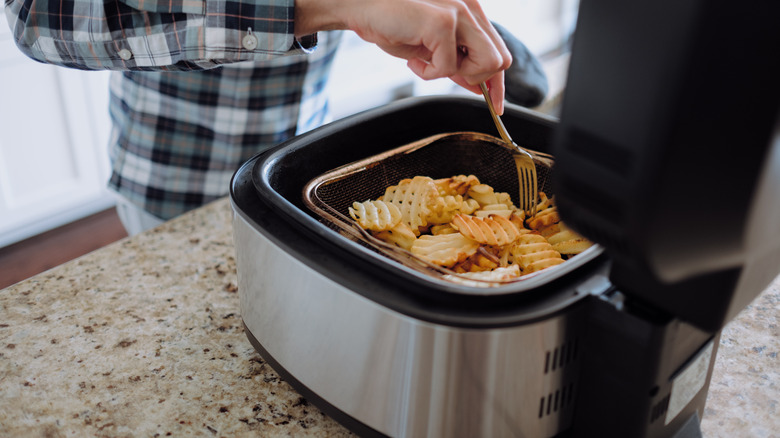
[303, 131, 587, 286]
[247, 96, 608, 297]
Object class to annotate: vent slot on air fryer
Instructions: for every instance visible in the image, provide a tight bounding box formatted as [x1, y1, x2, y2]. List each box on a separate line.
[538, 382, 577, 418]
[544, 337, 579, 374]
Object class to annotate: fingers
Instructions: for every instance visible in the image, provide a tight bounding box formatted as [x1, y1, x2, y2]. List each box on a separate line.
[417, 16, 459, 80]
[449, 71, 506, 114]
[452, 3, 512, 83]
[410, 1, 511, 111]
[411, 1, 511, 85]
[486, 72, 506, 115]
[325, 0, 512, 106]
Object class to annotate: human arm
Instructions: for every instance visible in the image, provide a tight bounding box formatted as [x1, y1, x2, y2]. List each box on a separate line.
[295, 0, 512, 113]
[3, 0, 313, 71]
[4, 0, 511, 110]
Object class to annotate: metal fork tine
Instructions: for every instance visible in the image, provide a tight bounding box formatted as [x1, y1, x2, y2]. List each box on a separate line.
[479, 81, 540, 218]
[529, 169, 538, 217]
[521, 172, 528, 212]
[521, 157, 534, 214]
[523, 167, 531, 212]
[526, 166, 536, 216]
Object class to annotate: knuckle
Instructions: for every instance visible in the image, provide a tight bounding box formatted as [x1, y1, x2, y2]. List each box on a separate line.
[435, 9, 458, 31]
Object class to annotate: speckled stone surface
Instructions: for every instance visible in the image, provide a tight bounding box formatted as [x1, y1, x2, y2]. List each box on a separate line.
[1, 197, 777, 437]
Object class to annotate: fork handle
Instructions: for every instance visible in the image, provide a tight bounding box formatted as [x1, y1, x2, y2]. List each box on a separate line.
[480, 82, 514, 145]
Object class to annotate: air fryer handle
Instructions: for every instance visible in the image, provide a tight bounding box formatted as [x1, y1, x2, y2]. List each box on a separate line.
[492, 21, 549, 108]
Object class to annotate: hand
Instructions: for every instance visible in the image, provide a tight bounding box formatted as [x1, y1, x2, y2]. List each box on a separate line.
[295, 0, 512, 114]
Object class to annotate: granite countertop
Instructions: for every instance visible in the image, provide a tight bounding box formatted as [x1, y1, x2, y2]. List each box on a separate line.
[1, 197, 777, 437]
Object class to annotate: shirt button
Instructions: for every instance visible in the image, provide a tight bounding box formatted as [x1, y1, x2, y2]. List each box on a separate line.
[242, 34, 258, 51]
[118, 49, 133, 60]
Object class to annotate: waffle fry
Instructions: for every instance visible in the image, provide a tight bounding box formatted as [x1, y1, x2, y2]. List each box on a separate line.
[452, 214, 523, 247]
[510, 233, 554, 255]
[510, 210, 527, 231]
[552, 239, 593, 255]
[538, 222, 563, 239]
[430, 224, 458, 235]
[524, 195, 593, 257]
[372, 222, 417, 251]
[349, 200, 402, 231]
[526, 207, 561, 230]
[543, 226, 576, 244]
[524, 257, 566, 273]
[411, 233, 480, 267]
[467, 184, 515, 209]
[452, 247, 501, 273]
[509, 233, 565, 274]
[446, 265, 521, 284]
[460, 199, 481, 215]
[539, 223, 592, 256]
[474, 203, 514, 218]
[381, 176, 439, 235]
[534, 192, 555, 212]
[434, 174, 480, 196]
[427, 195, 466, 225]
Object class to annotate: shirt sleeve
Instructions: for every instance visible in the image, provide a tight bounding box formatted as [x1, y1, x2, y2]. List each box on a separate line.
[3, 0, 318, 70]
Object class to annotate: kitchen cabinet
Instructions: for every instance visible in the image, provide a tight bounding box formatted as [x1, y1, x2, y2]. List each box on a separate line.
[0, 24, 114, 248]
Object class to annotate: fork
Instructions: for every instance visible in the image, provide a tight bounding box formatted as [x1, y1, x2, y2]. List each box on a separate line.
[479, 82, 539, 218]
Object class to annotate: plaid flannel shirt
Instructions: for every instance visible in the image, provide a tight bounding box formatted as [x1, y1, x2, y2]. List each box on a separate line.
[5, 0, 342, 219]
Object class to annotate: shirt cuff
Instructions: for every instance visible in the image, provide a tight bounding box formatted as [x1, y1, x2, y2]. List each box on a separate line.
[294, 34, 318, 52]
[204, 0, 305, 58]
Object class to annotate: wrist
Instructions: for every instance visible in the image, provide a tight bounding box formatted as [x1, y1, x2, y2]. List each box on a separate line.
[294, 0, 352, 37]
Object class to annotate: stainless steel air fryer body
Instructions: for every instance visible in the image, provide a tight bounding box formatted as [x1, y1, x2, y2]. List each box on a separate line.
[234, 213, 588, 437]
[230, 97, 732, 438]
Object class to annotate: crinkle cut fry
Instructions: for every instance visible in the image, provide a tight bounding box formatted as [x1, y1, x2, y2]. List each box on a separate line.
[451, 214, 522, 247]
[349, 200, 402, 231]
[372, 222, 417, 251]
[411, 233, 480, 267]
[509, 233, 564, 274]
[433, 174, 480, 196]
